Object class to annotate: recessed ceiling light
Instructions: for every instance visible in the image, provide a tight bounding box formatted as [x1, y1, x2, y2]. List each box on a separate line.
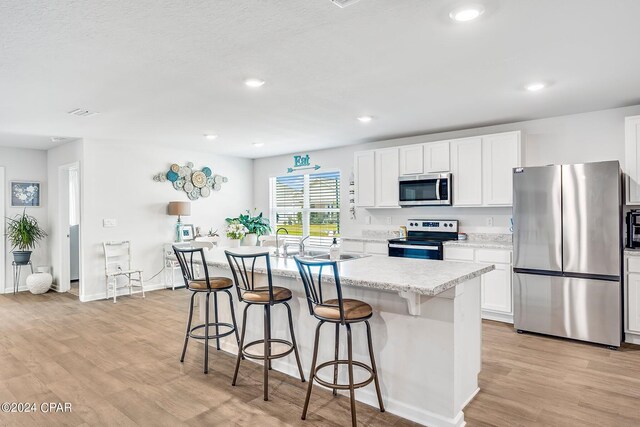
[357, 116, 373, 123]
[244, 78, 265, 88]
[449, 5, 485, 22]
[204, 134, 218, 140]
[253, 142, 265, 147]
[50, 136, 67, 143]
[67, 108, 99, 117]
[525, 82, 546, 92]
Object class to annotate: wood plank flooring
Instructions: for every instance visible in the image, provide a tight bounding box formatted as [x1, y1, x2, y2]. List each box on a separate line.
[0, 290, 639, 426]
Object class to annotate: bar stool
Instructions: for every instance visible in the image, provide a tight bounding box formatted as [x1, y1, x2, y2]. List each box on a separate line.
[173, 246, 240, 374]
[294, 257, 384, 427]
[225, 249, 306, 401]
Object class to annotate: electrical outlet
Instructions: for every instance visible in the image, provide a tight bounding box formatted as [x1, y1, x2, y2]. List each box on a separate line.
[486, 217, 494, 227]
[103, 218, 117, 228]
[364, 215, 371, 225]
[385, 216, 392, 225]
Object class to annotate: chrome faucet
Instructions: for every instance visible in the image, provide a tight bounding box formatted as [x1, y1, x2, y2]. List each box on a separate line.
[299, 235, 310, 257]
[275, 227, 289, 256]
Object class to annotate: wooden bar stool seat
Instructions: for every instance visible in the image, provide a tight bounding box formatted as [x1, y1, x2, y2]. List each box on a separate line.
[225, 249, 306, 401]
[173, 246, 240, 374]
[295, 257, 384, 427]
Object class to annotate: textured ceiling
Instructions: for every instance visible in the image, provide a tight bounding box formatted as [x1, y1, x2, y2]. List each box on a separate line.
[1, 0, 639, 157]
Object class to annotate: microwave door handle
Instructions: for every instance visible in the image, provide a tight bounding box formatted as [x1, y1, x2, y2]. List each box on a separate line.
[435, 178, 441, 200]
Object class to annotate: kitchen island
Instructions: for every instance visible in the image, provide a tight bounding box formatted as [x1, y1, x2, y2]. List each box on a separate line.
[195, 247, 494, 427]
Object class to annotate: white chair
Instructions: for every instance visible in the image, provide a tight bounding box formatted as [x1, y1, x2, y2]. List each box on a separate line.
[103, 241, 144, 303]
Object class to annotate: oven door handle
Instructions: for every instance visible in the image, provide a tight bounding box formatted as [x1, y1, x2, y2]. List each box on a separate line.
[389, 244, 439, 250]
[435, 178, 441, 200]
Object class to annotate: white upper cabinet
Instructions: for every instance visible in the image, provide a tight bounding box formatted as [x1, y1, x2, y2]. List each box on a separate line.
[399, 145, 424, 176]
[375, 147, 400, 207]
[451, 137, 483, 206]
[626, 115, 640, 205]
[482, 132, 522, 206]
[424, 141, 450, 173]
[354, 151, 375, 207]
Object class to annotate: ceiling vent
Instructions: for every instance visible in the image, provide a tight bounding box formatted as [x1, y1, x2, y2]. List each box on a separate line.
[331, 0, 362, 8]
[67, 108, 99, 117]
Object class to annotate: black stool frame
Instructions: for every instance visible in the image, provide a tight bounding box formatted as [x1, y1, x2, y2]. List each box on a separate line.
[225, 250, 306, 401]
[173, 246, 240, 374]
[295, 257, 384, 427]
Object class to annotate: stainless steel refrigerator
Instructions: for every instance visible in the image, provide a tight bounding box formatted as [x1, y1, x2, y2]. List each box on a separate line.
[513, 160, 622, 347]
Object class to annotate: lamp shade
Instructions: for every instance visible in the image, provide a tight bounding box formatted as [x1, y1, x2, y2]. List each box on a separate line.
[168, 201, 191, 217]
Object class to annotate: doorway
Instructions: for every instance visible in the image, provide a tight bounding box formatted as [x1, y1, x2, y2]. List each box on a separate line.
[58, 162, 81, 298]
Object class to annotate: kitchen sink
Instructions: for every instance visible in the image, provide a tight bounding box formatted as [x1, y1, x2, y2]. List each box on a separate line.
[310, 253, 368, 261]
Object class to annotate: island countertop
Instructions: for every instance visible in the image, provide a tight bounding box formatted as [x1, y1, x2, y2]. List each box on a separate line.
[200, 247, 495, 296]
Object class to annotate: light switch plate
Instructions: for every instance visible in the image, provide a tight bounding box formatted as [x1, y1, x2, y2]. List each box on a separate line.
[103, 218, 117, 228]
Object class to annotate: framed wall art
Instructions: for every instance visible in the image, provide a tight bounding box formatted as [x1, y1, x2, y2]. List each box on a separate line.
[10, 181, 41, 207]
[181, 224, 195, 241]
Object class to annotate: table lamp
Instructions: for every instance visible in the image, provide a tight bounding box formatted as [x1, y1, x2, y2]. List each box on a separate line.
[168, 201, 191, 242]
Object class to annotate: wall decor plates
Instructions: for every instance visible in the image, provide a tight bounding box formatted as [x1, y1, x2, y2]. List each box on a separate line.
[155, 162, 228, 199]
[192, 171, 207, 188]
[166, 171, 179, 182]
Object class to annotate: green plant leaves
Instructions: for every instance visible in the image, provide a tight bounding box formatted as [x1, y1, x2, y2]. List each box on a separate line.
[5, 209, 47, 251]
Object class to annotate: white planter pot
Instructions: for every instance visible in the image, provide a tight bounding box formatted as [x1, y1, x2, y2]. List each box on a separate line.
[26, 273, 52, 294]
[242, 233, 258, 246]
[227, 239, 241, 248]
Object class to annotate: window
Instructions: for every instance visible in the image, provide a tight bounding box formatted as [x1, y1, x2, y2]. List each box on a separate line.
[270, 171, 340, 246]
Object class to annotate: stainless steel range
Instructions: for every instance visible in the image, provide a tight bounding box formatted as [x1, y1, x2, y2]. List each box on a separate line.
[388, 219, 459, 260]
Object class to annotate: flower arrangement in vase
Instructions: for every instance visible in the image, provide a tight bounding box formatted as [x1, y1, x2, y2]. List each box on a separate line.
[226, 209, 271, 246]
[225, 221, 247, 248]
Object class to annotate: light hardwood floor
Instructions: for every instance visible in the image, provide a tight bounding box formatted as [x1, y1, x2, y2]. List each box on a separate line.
[0, 290, 638, 426]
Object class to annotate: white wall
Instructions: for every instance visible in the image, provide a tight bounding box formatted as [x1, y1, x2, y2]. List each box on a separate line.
[253, 104, 640, 237]
[80, 139, 253, 301]
[47, 139, 83, 292]
[0, 147, 49, 292]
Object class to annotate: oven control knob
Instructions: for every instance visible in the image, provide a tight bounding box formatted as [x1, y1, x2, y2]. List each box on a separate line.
[409, 222, 414, 226]
[449, 223, 454, 227]
[444, 223, 448, 227]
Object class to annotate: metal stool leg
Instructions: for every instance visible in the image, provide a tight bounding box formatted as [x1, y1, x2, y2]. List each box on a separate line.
[266, 304, 273, 371]
[365, 320, 385, 412]
[346, 323, 357, 427]
[214, 292, 220, 350]
[333, 322, 340, 396]
[180, 292, 196, 362]
[232, 304, 250, 386]
[302, 320, 324, 420]
[263, 305, 270, 400]
[204, 292, 210, 374]
[285, 302, 305, 382]
[226, 290, 241, 349]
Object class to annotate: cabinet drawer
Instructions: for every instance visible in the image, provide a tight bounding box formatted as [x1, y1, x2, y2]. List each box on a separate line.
[628, 256, 640, 273]
[444, 247, 475, 261]
[365, 242, 389, 255]
[477, 249, 511, 264]
[342, 241, 365, 254]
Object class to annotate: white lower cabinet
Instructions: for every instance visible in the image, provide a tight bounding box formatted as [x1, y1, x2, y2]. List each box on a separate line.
[341, 240, 388, 255]
[624, 254, 640, 343]
[444, 246, 513, 323]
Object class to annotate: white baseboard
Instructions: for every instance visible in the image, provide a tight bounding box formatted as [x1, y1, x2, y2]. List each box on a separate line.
[80, 281, 165, 302]
[482, 310, 513, 324]
[625, 332, 640, 345]
[2, 285, 28, 294]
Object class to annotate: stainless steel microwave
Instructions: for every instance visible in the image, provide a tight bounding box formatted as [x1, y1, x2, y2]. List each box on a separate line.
[398, 173, 452, 206]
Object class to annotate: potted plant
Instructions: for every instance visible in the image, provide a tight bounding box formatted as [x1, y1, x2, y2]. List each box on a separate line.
[226, 210, 271, 246]
[6, 210, 47, 265]
[225, 220, 247, 248]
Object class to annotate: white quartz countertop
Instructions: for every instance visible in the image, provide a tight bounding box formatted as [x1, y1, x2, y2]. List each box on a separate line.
[200, 247, 494, 296]
[444, 240, 513, 250]
[624, 248, 640, 257]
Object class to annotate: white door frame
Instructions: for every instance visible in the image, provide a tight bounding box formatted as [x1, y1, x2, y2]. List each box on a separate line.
[0, 166, 5, 293]
[57, 162, 82, 297]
